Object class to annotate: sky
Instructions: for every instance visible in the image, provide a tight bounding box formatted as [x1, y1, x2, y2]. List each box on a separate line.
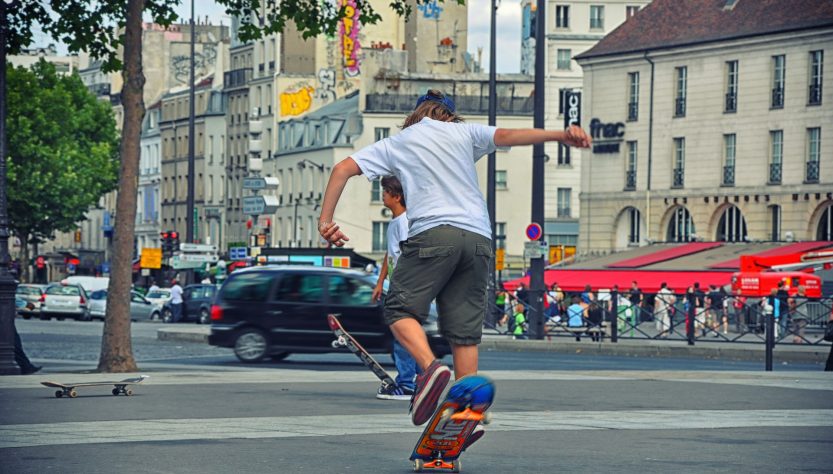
[36, 0, 523, 74]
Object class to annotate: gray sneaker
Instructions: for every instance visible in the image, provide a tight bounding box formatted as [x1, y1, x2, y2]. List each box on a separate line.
[376, 383, 414, 401]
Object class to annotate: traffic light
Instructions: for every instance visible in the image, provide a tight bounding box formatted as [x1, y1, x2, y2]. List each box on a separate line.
[170, 231, 180, 252]
[160, 231, 171, 254]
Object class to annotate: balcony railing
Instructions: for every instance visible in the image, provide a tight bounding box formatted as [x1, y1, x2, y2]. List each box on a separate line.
[806, 160, 820, 183]
[557, 208, 571, 218]
[625, 170, 636, 190]
[674, 97, 686, 117]
[808, 84, 822, 105]
[365, 93, 534, 116]
[722, 165, 735, 186]
[627, 102, 638, 121]
[224, 68, 252, 89]
[672, 168, 684, 188]
[769, 162, 782, 184]
[771, 87, 784, 108]
[725, 92, 737, 113]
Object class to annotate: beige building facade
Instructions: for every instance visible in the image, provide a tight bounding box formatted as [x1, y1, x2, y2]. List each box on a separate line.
[576, 6, 833, 254]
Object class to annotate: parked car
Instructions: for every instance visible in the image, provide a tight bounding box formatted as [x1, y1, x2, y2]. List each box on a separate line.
[62, 276, 109, 294]
[40, 283, 89, 321]
[208, 266, 450, 363]
[162, 284, 217, 324]
[145, 288, 172, 307]
[88, 290, 162, 321]
[15, 284, 46, 319]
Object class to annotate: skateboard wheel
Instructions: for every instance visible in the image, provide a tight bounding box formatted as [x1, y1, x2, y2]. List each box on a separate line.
[55, 390, 63, 398]
[482, 412, 492, 425]
[68, 390, 78, 398]
[440, 408, 454, 421]
[331, 340, 341, 349]
[112, 388, 120, 396]
[413, 459, 423, 472]
[452, 460, 461, 473]
[125, 389, 133, 396]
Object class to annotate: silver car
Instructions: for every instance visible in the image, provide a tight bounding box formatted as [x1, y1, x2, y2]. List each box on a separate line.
[88, 290, 162, 321]
[41, 284, 89, 321]
[16, 284, 46, 319]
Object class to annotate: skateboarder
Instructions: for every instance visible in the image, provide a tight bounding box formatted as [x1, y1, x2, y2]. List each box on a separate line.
[318, 89, 591, 426]
[371, 176, 421, 401]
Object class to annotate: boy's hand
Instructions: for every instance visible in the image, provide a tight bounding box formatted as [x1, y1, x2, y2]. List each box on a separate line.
[318, 221, 350, 247]
[371, 284, 383, 303]
[563, 125, 592, 148]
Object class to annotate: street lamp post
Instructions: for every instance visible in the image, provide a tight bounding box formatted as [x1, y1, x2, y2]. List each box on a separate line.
[529, 0, 547, 339]
[486, 0, 498, 328]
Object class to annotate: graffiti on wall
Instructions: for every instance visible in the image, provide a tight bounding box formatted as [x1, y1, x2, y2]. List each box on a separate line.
[418, 0, 443, 19]
[280, 84, 315, 116]
[339, 0, 361, 77]
[315, 68, 337, 103]
[171, 44, 218, 85]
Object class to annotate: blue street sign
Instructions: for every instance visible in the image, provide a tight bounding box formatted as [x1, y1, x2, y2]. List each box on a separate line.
[525, 223, 543, 240]
[230, 247, 248, 260]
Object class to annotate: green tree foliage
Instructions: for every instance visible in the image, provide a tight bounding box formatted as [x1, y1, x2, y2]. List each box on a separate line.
[6, 61, 119, 276]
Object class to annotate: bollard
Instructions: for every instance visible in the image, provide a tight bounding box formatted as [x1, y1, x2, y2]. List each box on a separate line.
[611, 290, 618, 343]
[687, 292, 695, 346]
[765, 306, 775, 371]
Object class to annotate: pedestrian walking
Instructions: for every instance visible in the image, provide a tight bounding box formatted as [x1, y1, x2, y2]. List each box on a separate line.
[655, 282, 675, 338]
[317, 88, 590, 431]
[14, 323, 41, 374]
[169, 279, 183, 323]
[371, 176, 420, 401]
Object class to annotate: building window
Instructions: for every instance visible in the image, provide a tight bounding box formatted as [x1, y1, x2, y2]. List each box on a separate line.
[772, 55, 785, 109]
[809, 50, 823, 105]
[717, 205, 747, 242]
[628, 208, 641, 245]
[674, 66, 687, 117]
[557, 188, 571, 218]
[556, 49, 572, 71]
[372, 221, 389, 252]
[625, 141, 637, 190]
[667, 206, 695, 242]
[818, 204, 833, 241]
[769, 205, 781, 241]
[371, 178, 382, 202]
[374, 127, 390, 141]
[806, 127, 820, 183]
[725, 60, 738, 113]
[589, 5, 604, 29]
[496, 170, 507, 189]
[557, 143, 571, 166]
[555, 5, 569, 28]
[626, 5, 640, 18]
[672, 137, 685, 188]
[769, 130, 783, 184]
[723, 134, 736, 186]
[495, 222, 506, 249]
[627, 72, 639, 121]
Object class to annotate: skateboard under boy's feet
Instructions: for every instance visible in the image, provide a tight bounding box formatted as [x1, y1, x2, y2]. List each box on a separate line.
[410, 374, 495, 472]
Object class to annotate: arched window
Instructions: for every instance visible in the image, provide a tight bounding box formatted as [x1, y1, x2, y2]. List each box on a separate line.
[666, 206, 695, 242]
[817, 204, 833, 241]
[716, 205, 747, 242]
[614, 207, 644, 250]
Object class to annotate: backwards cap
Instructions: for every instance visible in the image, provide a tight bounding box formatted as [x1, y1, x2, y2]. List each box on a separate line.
[415, 90, 456, 113]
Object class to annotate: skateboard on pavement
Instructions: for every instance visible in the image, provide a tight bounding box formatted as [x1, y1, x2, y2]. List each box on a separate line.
[410, 374, 495, 472]
[41, 375, 149, 398]
[327, 314, 397, 390]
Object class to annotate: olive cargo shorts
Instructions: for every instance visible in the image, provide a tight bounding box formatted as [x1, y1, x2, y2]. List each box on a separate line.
[384, 225, 492, 345]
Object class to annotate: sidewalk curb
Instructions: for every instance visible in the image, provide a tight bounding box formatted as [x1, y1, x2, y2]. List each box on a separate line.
[157, 327, 830, 364]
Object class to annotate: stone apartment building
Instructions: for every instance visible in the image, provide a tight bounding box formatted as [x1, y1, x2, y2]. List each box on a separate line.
[575, 0, 833, 254]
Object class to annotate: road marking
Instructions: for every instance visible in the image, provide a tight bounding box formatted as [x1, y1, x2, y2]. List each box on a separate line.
[2, 409, 832, 449]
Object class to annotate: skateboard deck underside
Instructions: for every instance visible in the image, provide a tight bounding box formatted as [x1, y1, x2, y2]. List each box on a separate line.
[327, 314, 396, 388]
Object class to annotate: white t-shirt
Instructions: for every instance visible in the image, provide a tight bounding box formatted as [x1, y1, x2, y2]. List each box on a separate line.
[170, 284, 183, 304]
[386, 212, 409, 276]
[352, 117, 498, 239]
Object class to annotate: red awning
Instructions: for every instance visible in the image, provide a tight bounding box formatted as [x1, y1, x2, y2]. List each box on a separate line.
[503, 269, 734, 294]
[709, 241, 833, 269]
[607, 242, 723, 268]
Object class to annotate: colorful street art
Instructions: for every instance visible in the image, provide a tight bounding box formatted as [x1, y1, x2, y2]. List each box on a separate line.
[316, 68, 337, 103]
[280, 85, 315, 116]
[339, 0, 361, 77]
[418, 0, 443, 19]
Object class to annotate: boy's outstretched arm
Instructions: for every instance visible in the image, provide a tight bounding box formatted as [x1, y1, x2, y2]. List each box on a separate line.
[494, 124, 592, 148]
[318, 157, 362, 247]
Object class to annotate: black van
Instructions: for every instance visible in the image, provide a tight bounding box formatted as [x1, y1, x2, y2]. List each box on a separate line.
[208, 266, 450, 363]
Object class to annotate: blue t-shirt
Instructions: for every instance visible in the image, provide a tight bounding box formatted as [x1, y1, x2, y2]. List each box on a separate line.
[567, 304, 584, 327]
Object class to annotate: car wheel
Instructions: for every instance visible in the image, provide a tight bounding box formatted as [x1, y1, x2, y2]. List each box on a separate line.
[162, 309, 173, 323]
[22, 314, 31, 320]
[40, 313, 51, 321]
[233, 329, 268, 363]
[80, 312, 92, 322]
[198, 308, 210, 325]
[150, 311, 160, 321]
[269, 352, 290, 361]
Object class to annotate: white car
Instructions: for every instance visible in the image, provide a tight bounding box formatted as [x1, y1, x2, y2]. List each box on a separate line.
[145, 289, 172, 308]
[88, 290, 163, 321]
[41, 284, 90, 321]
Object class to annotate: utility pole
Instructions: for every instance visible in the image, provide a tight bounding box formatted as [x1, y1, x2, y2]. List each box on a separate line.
[486, 0, 498, 327]
[529, 0, 547, 339]
[186, 0, 196, 245]
[0, 1, 20, 374]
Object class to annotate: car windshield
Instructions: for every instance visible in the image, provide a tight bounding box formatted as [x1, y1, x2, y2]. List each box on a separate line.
[90, 290, 107, 300]
[17, 287, 42, 295]
[146, 290, 170, 299]
[47, 285, 81, 296]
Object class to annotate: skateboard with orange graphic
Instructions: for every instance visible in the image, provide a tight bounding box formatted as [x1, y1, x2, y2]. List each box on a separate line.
[410, 374, 495, 472]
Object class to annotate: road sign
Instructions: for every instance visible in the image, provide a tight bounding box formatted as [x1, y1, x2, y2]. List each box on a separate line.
[140, 248, 163, 269]
[169, 255, 205, 270]
[242, 195, 279, 215]
[525, 223, 543, 240]
[523, 241, 547, 259]
[229, 247, 247, 260]
[180, 243, 218, 253]
[495, 248, 505, 271]
[179, 254, 218, 263]
[243, 176, 279, 190]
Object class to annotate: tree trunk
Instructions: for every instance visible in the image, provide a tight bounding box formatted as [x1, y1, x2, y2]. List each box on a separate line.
[97, 0, 145, 373]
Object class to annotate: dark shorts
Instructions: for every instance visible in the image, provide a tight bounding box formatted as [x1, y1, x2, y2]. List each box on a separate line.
[384, 225, 492, 346]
